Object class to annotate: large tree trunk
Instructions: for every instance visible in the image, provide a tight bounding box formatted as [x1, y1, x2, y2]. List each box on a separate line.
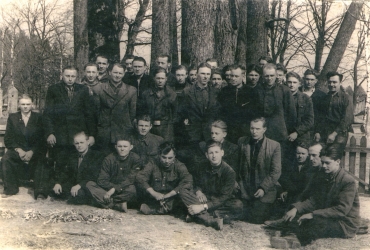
[74, 0, 89, 80]
[246, 0, 269, 65]
[169, 0, 178, 69]
[235, 0, 247, 66]
[214, 0, 237, 67]
[318, 1, 364, 90]
[181, 0, 217, 66]
[88, 0, 120, 62]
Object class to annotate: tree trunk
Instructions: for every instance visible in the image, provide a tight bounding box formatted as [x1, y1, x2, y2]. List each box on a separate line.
[313, 0, 327, 72]
[235, 0, 247, 65]
[74, 0, 89, 80]
[151, 0, 172, 68]
[214, 0, 237, 67]
[88, 0, 120, 62]
[246, 0, 269, 65]
[169, 0, 179, 69]
[181, 0, 217, 66]
[318, 1, 364, 89]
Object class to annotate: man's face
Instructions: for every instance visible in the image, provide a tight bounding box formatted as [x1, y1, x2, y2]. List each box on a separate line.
[207, 61, 218, 69]
[206, 145, 224, 166]
[154, 72, 167, 89]
[247, 70, 260, 87]
[189, 70, 197, 83]
[304, 74, 317, 89]
[175, 69, 187, 84]
[111, 66, 125, 83]
[197, 67, 212, 88]
[125, 59, 134, 73]
[156, 57, 170, 71]
[259, 59, 268, 68]
[62, 69, 77, 86]
[96, 57, 109, 74]
[327, 75, 341, 93]
[19, 98, 32, 114]
[211, 126, 226, 143]
[263, 68, 277, 87]
[211, 74, 223, 89]
[115, 140, 133, 157]
[276, 70, 285, 84]
[74, 134, 89, 154]
[287, 76, 301, 94]
[296, 146, 308, 163]
[137, 120, 152, 136]
[250, 121, 266, 140]
[85, 66, 98, 83]
[133, 61, 146, 76]
[308, 145, 322, 167]
[224, 70, 232, 84]
[230, 68, 244, 88]
[160, 149, 176, 168]
[321, 156, 340, 174]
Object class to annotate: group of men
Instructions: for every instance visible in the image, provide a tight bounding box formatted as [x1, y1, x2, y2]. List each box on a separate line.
[0, 53, 364, 246]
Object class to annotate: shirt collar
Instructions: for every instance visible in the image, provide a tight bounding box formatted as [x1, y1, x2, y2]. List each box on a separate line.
[195, 83, 208, 91]
[207, 161, 223, 177]
[21, 112, 31, 118]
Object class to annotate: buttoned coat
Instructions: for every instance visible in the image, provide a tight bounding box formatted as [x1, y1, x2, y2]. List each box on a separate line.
[238, 136, 281, 203]
[93, 81, 137, 143]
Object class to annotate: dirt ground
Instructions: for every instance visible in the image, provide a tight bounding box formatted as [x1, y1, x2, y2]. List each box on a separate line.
[0, 186, 369, 250]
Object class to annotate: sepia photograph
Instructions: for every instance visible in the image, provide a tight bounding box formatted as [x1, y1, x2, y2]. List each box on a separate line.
[0, 0, 369, 249]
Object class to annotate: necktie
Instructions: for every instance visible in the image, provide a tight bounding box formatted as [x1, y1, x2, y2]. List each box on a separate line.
[78, 154, 84, 167]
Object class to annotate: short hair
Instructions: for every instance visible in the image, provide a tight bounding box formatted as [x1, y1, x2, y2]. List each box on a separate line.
[286, 71, 302, 84]
[123, 54, 135, 61]
[18, 94, 33, 103]
[211, 120, 227, 132]
[197, 62, 212, 72]
[206, 58, 218, 64]
[246, 64, 262, 76]
[110, 63, 125, 71]
[320, 143, 343, 161]
[251, 117, 267, 128]
[175, 65, 188, 73]
[152, 67, 167, 76]
[158, 141, 176, 155]
[230, 64, 246, 74]
[304, 69, 319, 78]
[62, 65, 79, 73]
[263, 63, 277, 72]
[74, 131, 89, 140]
[84, 62, 98, 71]
[276, 63, 287, 74]
[136, 114, 152, 124]
[115, 134, 132, 145]
[308, 142, 324, 156]
[296, 141, 309, 151]
[205, 140, 223, 150]
[133, 56, 147, 66]
[326, 71, 343, 82]
[188, 64, 197, 72]
[258, 56, 273, 63]
[157, 54, 171, 64]
[96, 55, 109, 62]
[211, 68, 223, 78]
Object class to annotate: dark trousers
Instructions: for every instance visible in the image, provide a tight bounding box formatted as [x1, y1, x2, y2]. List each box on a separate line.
[1, 149, 40, 195]
[50, 182, 91, 204]
[243, 199, 273, 224]
[86, 181, 136, 208]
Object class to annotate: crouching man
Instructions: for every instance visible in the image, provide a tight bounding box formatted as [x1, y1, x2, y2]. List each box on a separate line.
[51, 132, 105, 203]
[86, 136, 141, 212]
[180, 141, 243, 230]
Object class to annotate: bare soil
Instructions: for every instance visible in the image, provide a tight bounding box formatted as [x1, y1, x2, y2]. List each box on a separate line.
[0, 186, 369, 250]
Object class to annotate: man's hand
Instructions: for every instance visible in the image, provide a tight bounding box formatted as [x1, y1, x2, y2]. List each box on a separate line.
[254, 189, 265, 198]
[327, 132, 338, 143]
[283, 207, 297, 222]
[288, 132, 298, 142]
[188, 204, 205, 215]
[23, 150, 34, 162]
[196, 190, 207, 203]
[47, 134, 57, 147]
[297, 213, 313, 225]
[280, 191, 288, 202]
[184, 119, 189, 126]
[53, 184, 62, 195]
[16, 148, 26, 160]
[152, 191, 165, 201]
[70, 184, 81, 197]
[103, 188, 115, 203]
[88, 136, 95, 146]
[314, 133, 321, 142]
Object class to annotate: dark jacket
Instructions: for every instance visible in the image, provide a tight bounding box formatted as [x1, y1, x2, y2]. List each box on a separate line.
[130, 132, 164, 165]
[5, 111, 45, 156]
[309, 88, 327, 134]
[135, 158, 192, 193]
[43, 82, 96, 145]
[126, 74, 154, 97]
[56, 149, 105, 188]
[97, 152, 141, 193]
[293, 168, 360, 238]
[93, 81, 137, 143]
[293, 91, 314, 144]
[193, 160, 236, 210]
[238, 136, 281, 203]
[254, 83, 297, 142]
